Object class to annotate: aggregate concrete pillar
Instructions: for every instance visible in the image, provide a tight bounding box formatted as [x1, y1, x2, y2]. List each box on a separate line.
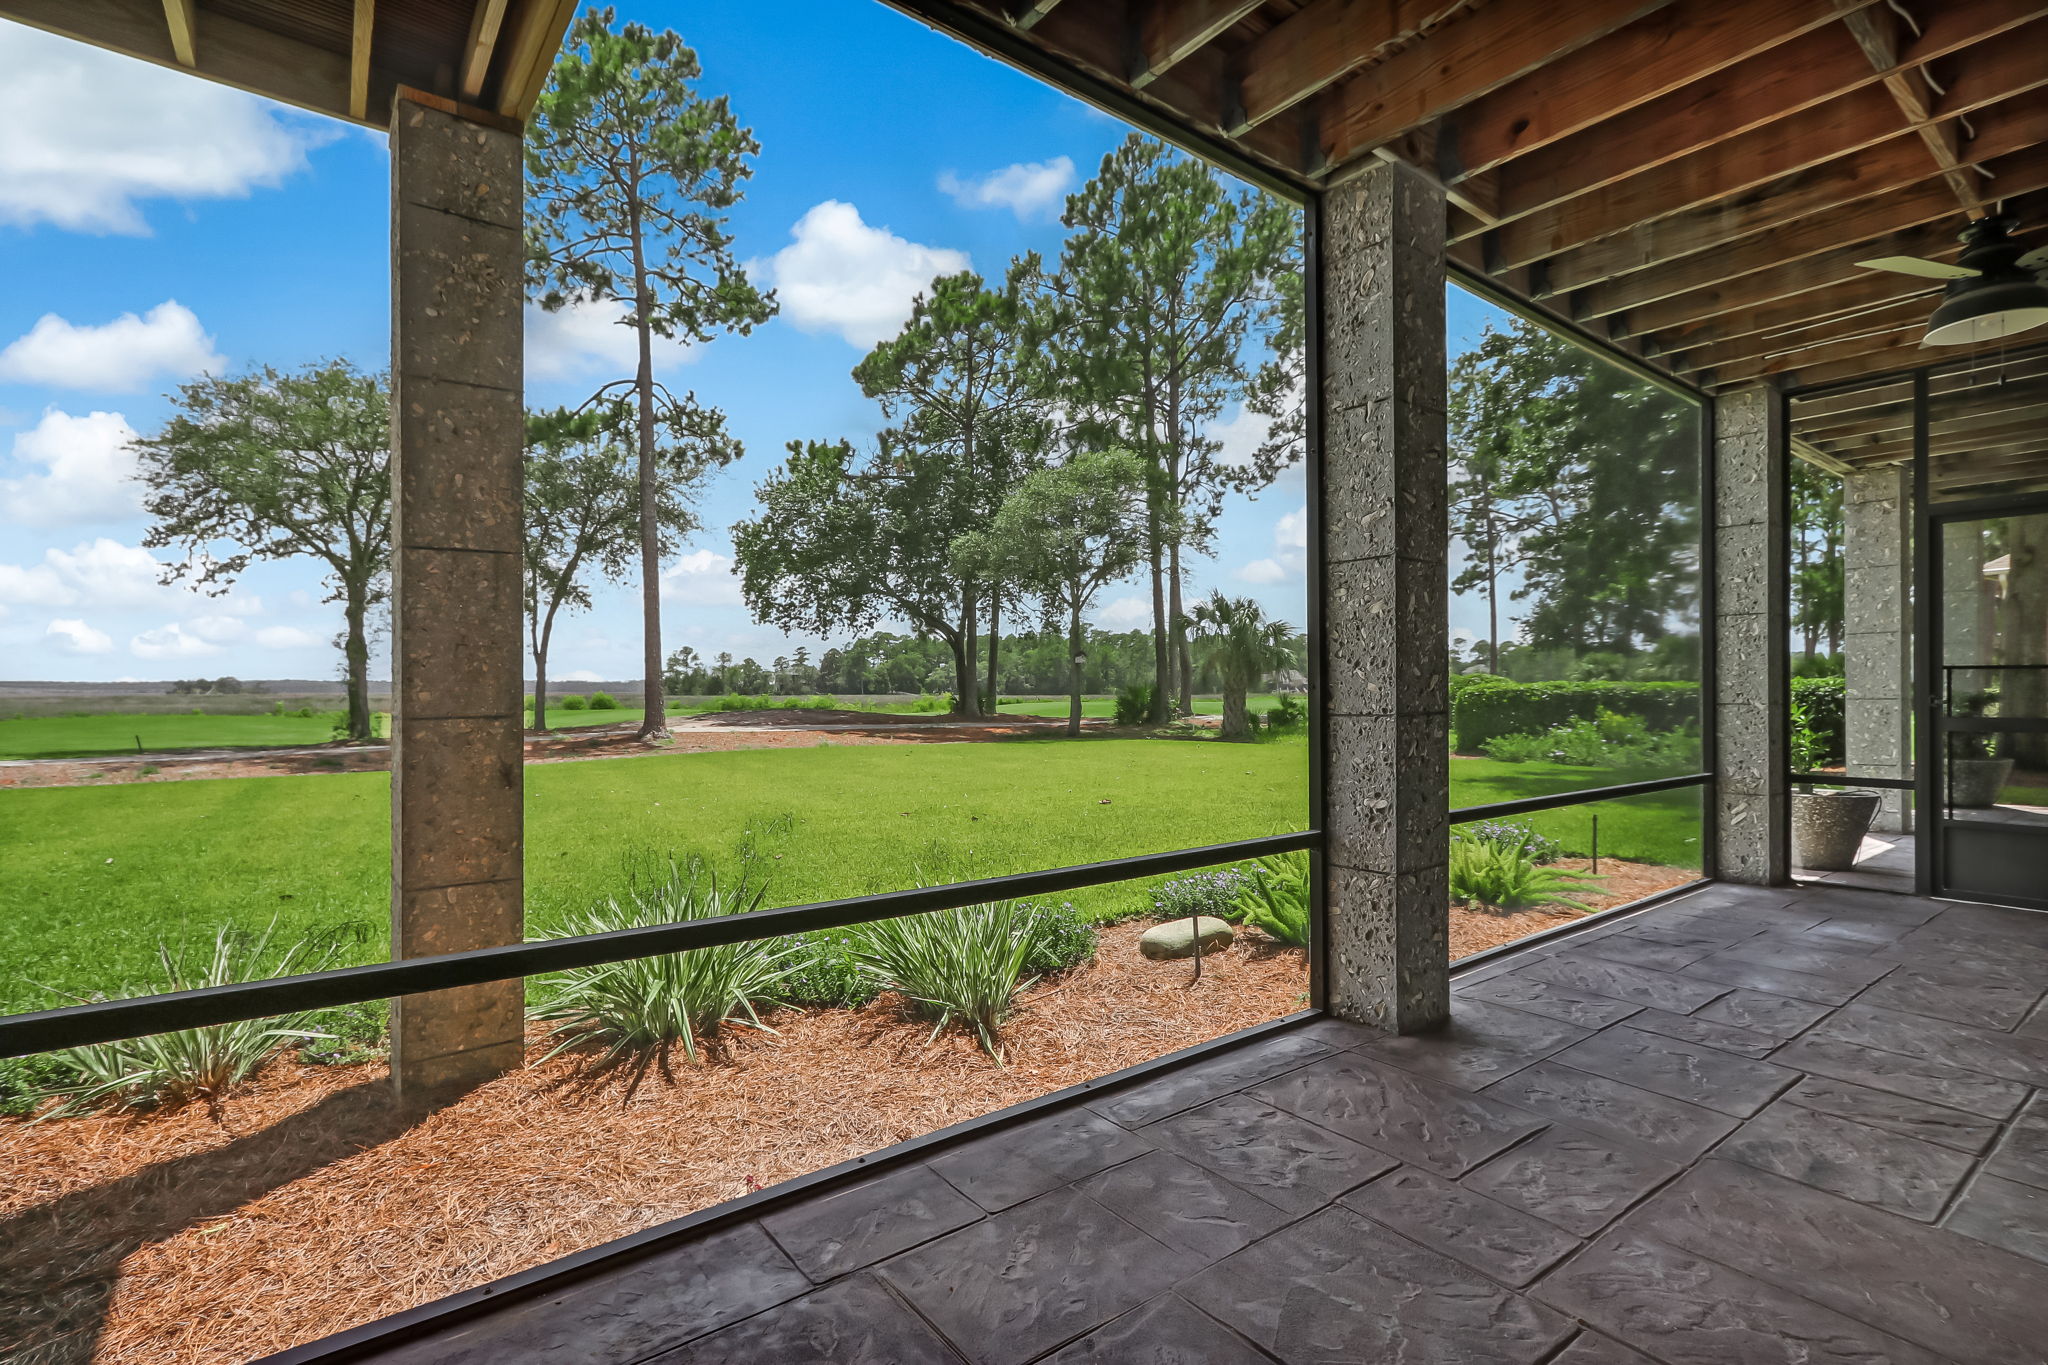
[1712, 387, 1790, 884]
[1841, 465, 1913, 831]
[387, 90, 526, 1099]
[1319, 161, 1450, 1033]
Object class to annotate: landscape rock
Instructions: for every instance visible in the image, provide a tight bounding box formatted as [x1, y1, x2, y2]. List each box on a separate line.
[1141, 917, 1235, 960]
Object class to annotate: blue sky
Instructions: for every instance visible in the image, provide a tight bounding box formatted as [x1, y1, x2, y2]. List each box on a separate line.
[0, 3, 1504, 684]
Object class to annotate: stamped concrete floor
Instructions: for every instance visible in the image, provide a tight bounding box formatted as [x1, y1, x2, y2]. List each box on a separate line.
[354, 883, 2048, 1365]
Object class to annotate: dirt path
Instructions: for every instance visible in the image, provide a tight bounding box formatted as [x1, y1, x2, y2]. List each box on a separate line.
[0, 710, 1132, 790]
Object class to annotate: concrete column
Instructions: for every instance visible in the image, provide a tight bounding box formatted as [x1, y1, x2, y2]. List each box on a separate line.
[388, 90, 526, 1099]
[1319, 161, 1450, 1033]
[1712, 387, 1790, 884]
[1841, 465, 1913, 831]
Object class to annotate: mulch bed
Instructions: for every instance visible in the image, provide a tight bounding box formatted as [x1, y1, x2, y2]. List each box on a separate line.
[0, 923, 1308, 1365]
[1448, 857, 1698, 959]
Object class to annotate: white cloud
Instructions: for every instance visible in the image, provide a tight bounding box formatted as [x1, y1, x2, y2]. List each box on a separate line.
[760, 201, 969, 348]
[0, 25, 323, 235]
[526, 299, 696, 383]
[253, 624, 323, 649]
[1235, 503, 1308, 584]
[0, 537, 163, 609]
[0, 302, 223, 391]
[46, 617, 112, 654]
[130, 622, 222, 659]
[1097, 595, 1152, 629]
[938, 156, 1075, 219]
[660, 548, 743, 606]
[1236, 559, 1287, 585]
[0, 409, 144, 527]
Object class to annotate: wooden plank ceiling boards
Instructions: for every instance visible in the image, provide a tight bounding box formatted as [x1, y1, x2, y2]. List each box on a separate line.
[0, 0, 575, 127]
[888, 0, 2048, 394]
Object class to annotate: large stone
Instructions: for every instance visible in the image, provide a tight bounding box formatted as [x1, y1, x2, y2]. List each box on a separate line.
[1140, 917, 1235, 960]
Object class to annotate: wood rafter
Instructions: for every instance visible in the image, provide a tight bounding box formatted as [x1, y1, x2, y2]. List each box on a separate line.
[1131, 0, 1261, 90]
[350, 0, 376, 121]
[161, 0, 194, 66]
[1837, 2, 1986, 213]
[497, 0, 578, 119]
[1313, 0, 1671, 168]
[1231, 0, 1466, 134]
[1011, 0, 1062, 31]
[460, 0, 511, 101]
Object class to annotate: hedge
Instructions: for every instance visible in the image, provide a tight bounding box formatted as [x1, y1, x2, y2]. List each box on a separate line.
[1453, 680, 1700, 750]
[1790, 675, 1845, 767]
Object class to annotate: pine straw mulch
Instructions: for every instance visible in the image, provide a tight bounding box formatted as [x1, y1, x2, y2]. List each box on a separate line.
[1448, 857, 1698, 960]
[0, 923, 1309, 1365]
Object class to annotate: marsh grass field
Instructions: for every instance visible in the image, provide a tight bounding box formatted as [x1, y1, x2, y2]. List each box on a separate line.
[0, 729, 1705, 1015]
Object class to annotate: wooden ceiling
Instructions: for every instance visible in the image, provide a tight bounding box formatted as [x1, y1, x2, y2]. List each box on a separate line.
[1792, 345, 2048, 496]
[0, 0, 575, 127]
[889, 0, 2048, 395]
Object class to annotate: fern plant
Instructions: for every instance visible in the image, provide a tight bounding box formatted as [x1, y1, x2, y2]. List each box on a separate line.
[533, 863, 801, 1067]
[1230, 852, 1311, 947]
[1449, 833, 1606, 913]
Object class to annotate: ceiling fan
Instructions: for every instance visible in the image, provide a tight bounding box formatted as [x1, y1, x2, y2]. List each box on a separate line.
[1857, 214, 2048, 346]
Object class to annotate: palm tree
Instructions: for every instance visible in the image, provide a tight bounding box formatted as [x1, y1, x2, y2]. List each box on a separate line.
[1187, 591, 1297, 741]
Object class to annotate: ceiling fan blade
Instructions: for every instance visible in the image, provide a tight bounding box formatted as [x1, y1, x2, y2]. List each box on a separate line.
[1856, 255, 1979, 279]
[2018, 245, 2048, 271]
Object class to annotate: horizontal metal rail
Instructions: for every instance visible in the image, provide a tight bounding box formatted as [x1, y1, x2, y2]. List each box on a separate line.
[0, 831, 1320, 1059]
[1449, 771, 1711, 823]
[1789, 771, 1916, 790]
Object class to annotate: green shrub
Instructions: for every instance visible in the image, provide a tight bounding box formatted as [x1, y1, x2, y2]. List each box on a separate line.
[532, 865, 802, 1066]
[1454, 820, 1563, 865]
[1480, 731, 1553, 763]
[0, 1054, 81, 1118]
[844, 899, 1057, 1059]
[1017, 899, 1098, 976]
[559, 694, 588, 711]
[1264, 694, 1307, 731]
[587, 692, 619, 710]
[1113, 682, 1154, 726]
[34, 925, 338, 1118]
[1151, 868, 1252, 921]
[1452, 680, 1699, 750]
[1450, 834, 1604, 913]
[1790, 676, 1844, 765]
[782, 931, 883, 1009]
[1229, 852, 1310, 948]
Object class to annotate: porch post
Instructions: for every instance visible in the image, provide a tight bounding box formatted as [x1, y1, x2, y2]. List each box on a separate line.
[387, 90, 527, 1099]
[1842, 465, 1913, 831]
[1319, 161, 1450, 1033]
[1711, 386, 1791, 884]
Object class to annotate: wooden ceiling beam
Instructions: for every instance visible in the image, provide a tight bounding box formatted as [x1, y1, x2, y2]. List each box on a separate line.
[1622, 200, 2047, 340]
[1131, 0, 1261, 90]
[1651, 278, 1943, 364]
[350, 0, 376, 122]
[161, 0, 195, 66]
[1674, 296, 1938, 375]
[497, 0, 579, 119]
[1486, 21, 2048, 271]
[1837, 3, 1987, 213]
[0, 0, 374, 125]
[1011, 0, 1064, 31]
[1312, 0, 1673, 166]
[1422, 0, 1860, 187]
[1759, 333, 2033, 389]
[1565, 139, 2048, 318]
[1711, 321, 1932, 387]
[1232, 0, 1465, 134]
[459, 0, 511, 102]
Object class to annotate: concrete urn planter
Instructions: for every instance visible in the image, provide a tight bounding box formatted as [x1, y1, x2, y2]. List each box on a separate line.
[1790, 789, 1881, 871]
[1949, 757, 2015, 809]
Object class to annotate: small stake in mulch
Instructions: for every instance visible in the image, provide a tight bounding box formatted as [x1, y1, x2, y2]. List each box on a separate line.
[1590, 814, 1600, 875]
[1189, 912, 1204, 982]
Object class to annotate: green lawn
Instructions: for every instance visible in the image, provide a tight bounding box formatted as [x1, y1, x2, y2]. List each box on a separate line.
[0, 736, 1309, 1011]
[0, 737, 1711, 1013]
[0, 712, 373, 760]
[1451, 757, 1705, 869]
[995, 694, 1284, 719]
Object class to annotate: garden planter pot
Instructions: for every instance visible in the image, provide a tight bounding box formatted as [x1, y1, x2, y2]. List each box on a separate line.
[1949, 757, 2015, 809]
[1791, 789, 1881, 871]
